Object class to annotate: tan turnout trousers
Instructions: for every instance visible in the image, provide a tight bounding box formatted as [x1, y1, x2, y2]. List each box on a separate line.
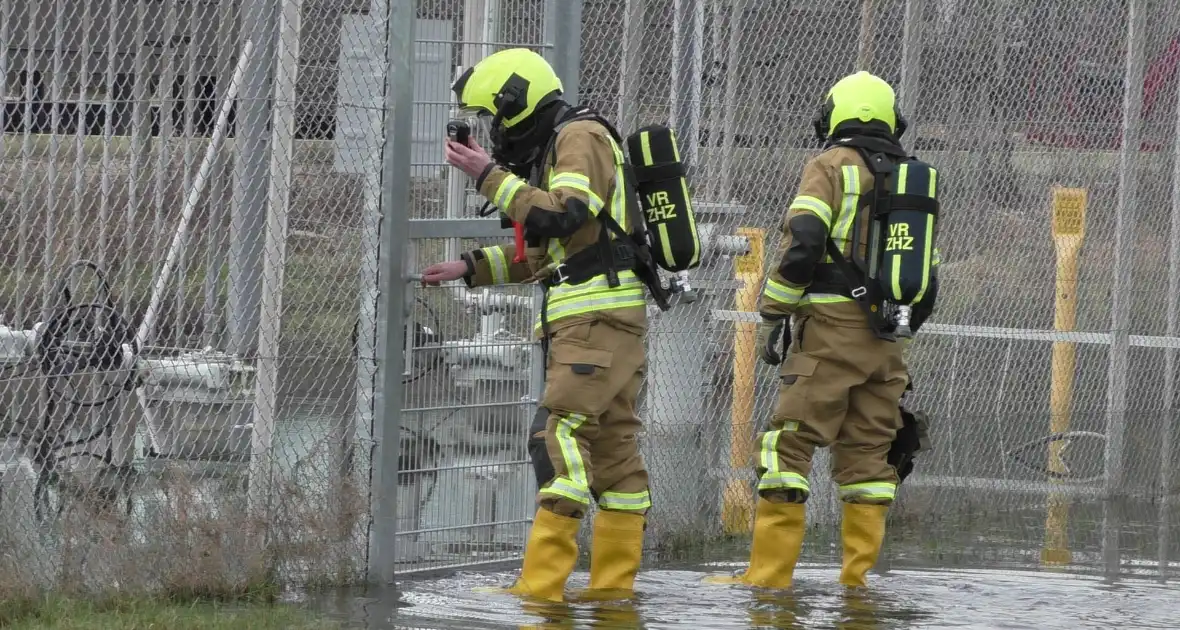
[536, 319, 651, 518]
[757, 310, 909, 506]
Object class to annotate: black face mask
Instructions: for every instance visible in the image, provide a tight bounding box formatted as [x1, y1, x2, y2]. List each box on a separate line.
[489, 101, 568, 175]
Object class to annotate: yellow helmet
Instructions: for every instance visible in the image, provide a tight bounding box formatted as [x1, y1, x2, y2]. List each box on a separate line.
[812, 71, 907, 141]
[451, 48, 564, 129]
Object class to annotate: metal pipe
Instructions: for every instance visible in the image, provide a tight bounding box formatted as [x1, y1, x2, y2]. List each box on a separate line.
[1104, 0, 1147, 579]
[249, 0, 303, 522]
[370, 0, 415, 584]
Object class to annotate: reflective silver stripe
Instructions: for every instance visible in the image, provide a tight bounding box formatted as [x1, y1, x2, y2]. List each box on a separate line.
[483, 246, 509, 285]
[802, 292, 854, 305]
[495, 175, 527, 210]
[789, 195, 833, 228]
[838, 481, 896, 501]
[764, 278, 803, 305]
[757, 430, 811, 493]
[827, 164, 860, 262]
[532, 272, 646, 332]
[599, 489, 652, 511]
[539, 413, 593, 505]
[550, 173, 605, 215]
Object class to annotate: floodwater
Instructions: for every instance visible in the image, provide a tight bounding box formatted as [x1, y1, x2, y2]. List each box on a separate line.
[305, 561, 1180, 629]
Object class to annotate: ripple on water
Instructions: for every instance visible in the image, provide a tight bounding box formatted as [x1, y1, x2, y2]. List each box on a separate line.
[323, 564, 1180, 629]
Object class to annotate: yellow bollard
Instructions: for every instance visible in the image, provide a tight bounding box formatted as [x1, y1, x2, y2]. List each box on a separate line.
[723, 227, 765, 534]
[1042, 186, 1087, 566]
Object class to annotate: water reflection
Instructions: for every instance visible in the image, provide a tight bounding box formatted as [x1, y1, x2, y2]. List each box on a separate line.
[305, 564, 1179, 629]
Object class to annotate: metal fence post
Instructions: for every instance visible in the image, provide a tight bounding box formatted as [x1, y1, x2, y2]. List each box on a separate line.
[671, 0, 703, 172]
[230, 0, 276, 357]
[1104, 0, 1146, 579]
[1161, 1, 1180, 584]
[543, 0, 582, 105]
[898, 0, 923, 137]
[370, 0, 416, 584]
[248, 0, 303, 527]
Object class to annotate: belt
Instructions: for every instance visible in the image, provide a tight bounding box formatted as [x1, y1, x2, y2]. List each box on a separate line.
[803, 262, 855, 298]
[541, 241, 638, 289]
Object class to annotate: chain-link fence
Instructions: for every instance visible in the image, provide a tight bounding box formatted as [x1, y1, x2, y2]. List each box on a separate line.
[573, 0, 1180, 579]
[3, 0, 1180, 602]
[0, 0, 394, 597]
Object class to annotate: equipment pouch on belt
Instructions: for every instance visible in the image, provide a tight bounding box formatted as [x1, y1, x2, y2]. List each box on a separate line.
[889, 403, 932, 483]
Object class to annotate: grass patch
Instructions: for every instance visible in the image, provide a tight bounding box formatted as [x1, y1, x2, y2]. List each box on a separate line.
[0, 596, 341, 630]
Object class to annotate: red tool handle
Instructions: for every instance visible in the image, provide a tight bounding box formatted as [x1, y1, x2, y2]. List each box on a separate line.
[513, 222, 527, 263]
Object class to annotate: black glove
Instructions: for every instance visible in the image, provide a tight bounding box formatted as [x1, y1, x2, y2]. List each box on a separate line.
[756, 317, 787, 365]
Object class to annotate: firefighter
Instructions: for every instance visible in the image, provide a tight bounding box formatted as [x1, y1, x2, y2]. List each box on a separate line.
[709, 71, 938, 590]
[420, 48, 651, 603]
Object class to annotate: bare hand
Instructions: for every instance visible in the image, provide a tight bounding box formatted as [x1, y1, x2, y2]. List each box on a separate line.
[420, 260, 470, 286]
[444, 137, 493, 180]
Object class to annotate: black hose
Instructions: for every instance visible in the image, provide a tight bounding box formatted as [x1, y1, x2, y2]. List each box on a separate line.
[2, 260, 137, 523]
[351, 294, 446, 385]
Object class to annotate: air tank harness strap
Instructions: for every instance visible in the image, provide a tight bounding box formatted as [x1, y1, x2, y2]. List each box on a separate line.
[540, 241, 638, 289]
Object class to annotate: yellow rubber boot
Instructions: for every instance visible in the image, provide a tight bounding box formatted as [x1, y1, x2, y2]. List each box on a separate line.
[586, 510, 645, 597]
[839, 503, 889, 588]
[703, 498, 806, 589]
[506, 507, 582, 602]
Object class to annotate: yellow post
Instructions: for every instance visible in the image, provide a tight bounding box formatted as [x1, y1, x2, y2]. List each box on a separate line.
[723, 227, 765, 534]
[1043, 186, 1087, 565]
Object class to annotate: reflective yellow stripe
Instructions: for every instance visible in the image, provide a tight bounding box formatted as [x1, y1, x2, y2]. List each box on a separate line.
[550, 171, 591, 190]
[550, 172, 605, 216]
[611, 165, 628, 230]
[547, 239, 567, 264]
[757, 430, 810, 493]
[533, 271, 646, 333]
[539, 413, 592, 506]
[801, 292, 855, 305]
[482, 246, 509, 285]
[932, 247, 941, 267]
[494, 174, 527, 210]
[891, 253, 903, 302]
[763, 278, 803, 306]
[838, 481, 896, 501]
[608, 139, 629, 232]
[827, 165, 860, 262]
[789, 195, 833, 228]
[542, 477, 593, 505]
[599, 489, 651, 511]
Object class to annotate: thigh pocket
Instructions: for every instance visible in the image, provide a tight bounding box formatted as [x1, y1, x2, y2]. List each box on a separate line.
[544, 342, 614, 416]
[773, 353, 818, 423]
